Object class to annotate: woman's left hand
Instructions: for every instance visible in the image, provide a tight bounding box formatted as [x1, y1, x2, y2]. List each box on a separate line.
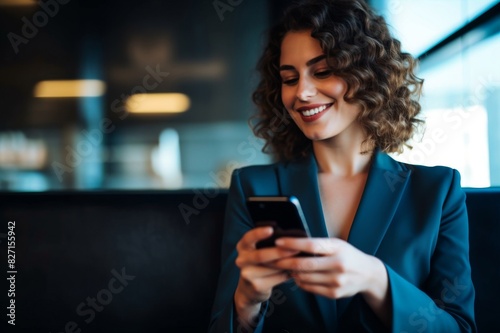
[272, 237, 389, 306]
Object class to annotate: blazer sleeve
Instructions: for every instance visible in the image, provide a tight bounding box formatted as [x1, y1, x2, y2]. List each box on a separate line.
[388, 169, 476, 333]
[208, 169, 269, 333]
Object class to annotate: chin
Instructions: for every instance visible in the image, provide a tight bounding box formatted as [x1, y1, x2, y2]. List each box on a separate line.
[304, 131, 333, 141]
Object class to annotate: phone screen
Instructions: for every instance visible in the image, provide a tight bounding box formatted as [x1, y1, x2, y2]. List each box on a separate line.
[246, 196, 310, 249]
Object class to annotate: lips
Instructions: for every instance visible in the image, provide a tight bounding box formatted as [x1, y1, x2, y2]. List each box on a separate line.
[296, 103, 333, 122]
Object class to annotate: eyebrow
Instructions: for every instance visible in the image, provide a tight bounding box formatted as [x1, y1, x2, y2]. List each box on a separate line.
[279, 54, 327, 71]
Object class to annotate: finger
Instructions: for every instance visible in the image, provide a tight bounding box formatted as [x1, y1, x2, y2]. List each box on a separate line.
[241, 267, 292, 286]
[294, 281, 347, 299]
[237, 227, 274, 251]
[292, 271, 340, 286]
[251, 246, 300, 264]
[265, 271, 293, 288]
[239, 265, 286, 282]
[237, 247, 300, 267]
[275, 237, 342, 255]
[249, 271, 292, 292]
[272, 256, 339, 272]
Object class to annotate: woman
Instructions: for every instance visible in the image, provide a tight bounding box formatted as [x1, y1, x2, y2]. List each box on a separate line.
[209, 0, 476, 332]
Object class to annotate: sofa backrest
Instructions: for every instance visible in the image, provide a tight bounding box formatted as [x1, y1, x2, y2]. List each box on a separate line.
[0, 191, 227, 333]
[0, 188, 498, 332]
[464, 188, 500, 332]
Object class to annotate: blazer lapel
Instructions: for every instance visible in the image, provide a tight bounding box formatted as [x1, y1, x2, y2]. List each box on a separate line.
[347, 150, 411, 255]
[276, 154, 336, 332]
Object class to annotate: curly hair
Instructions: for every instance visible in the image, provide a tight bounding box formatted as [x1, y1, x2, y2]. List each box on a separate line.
[251, 0, 423, 161]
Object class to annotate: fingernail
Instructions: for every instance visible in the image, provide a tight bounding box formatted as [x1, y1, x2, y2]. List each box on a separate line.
[275, 239, 284, 246]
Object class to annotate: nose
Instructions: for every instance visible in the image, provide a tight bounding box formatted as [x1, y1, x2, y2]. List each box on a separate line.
[296, 76, 317, 101]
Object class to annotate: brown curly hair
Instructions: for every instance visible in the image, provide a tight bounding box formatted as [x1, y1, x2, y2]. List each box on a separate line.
[251, 0, 423, 161]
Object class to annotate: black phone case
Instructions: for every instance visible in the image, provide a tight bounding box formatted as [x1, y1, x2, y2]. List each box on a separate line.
[246, 196, 311, 249]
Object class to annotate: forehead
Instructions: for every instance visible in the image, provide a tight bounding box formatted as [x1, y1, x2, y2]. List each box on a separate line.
[280, 30, 324, 65]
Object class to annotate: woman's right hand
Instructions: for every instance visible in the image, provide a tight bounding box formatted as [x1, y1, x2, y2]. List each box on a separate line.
[233, 226, 299, 325]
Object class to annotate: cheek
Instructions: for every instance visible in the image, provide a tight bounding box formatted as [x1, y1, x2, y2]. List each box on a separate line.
[323, 78, 348, 97]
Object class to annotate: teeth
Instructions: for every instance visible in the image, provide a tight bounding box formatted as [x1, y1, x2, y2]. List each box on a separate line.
[301, 104, 329, 117]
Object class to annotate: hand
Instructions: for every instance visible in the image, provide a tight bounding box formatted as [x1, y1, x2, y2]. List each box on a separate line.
[272, 237, 390, 324]
[233, 227, 299, 324]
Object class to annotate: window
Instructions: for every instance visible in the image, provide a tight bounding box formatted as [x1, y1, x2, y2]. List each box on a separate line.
[372, 0, 500, 187]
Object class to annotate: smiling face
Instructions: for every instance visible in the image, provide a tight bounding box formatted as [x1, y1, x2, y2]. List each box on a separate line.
[279, 30, 366, 145]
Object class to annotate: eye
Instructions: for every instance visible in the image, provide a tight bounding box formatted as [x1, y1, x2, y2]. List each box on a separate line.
[314, 70, 333, 79]
[282, 77, 298, 86]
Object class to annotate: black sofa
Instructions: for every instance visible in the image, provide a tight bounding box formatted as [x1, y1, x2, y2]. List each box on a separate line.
[0, 188, 498, 332]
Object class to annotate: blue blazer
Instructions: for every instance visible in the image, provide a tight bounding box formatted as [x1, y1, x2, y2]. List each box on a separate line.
[209, 151, 476, 332]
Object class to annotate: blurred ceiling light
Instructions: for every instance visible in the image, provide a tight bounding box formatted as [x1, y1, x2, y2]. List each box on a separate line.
[126, 93, 190, 114]
[0, 0, 36, 6]
[34, 80, 106, 98]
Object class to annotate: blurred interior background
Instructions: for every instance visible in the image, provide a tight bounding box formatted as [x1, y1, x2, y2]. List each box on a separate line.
[0, 0, 498, 191]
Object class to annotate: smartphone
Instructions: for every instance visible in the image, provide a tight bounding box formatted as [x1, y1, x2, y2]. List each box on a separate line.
[246, 196, 311, 249]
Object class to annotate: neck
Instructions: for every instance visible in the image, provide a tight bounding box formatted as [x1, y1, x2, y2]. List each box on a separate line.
[312, 128, 373, 177]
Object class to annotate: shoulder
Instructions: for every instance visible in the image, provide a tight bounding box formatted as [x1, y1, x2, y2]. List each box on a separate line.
[231, 161, 282, 190]
[407, 162, 457, 182]
[233, 159, 295, 181]
[379, 152, 458, 181]
[230, 159, 302, 196]
[233, 162, 279, 177]
[382, 153, 462, 199]
[379, 154, 467, 235]
[401, 160, 459, 186]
